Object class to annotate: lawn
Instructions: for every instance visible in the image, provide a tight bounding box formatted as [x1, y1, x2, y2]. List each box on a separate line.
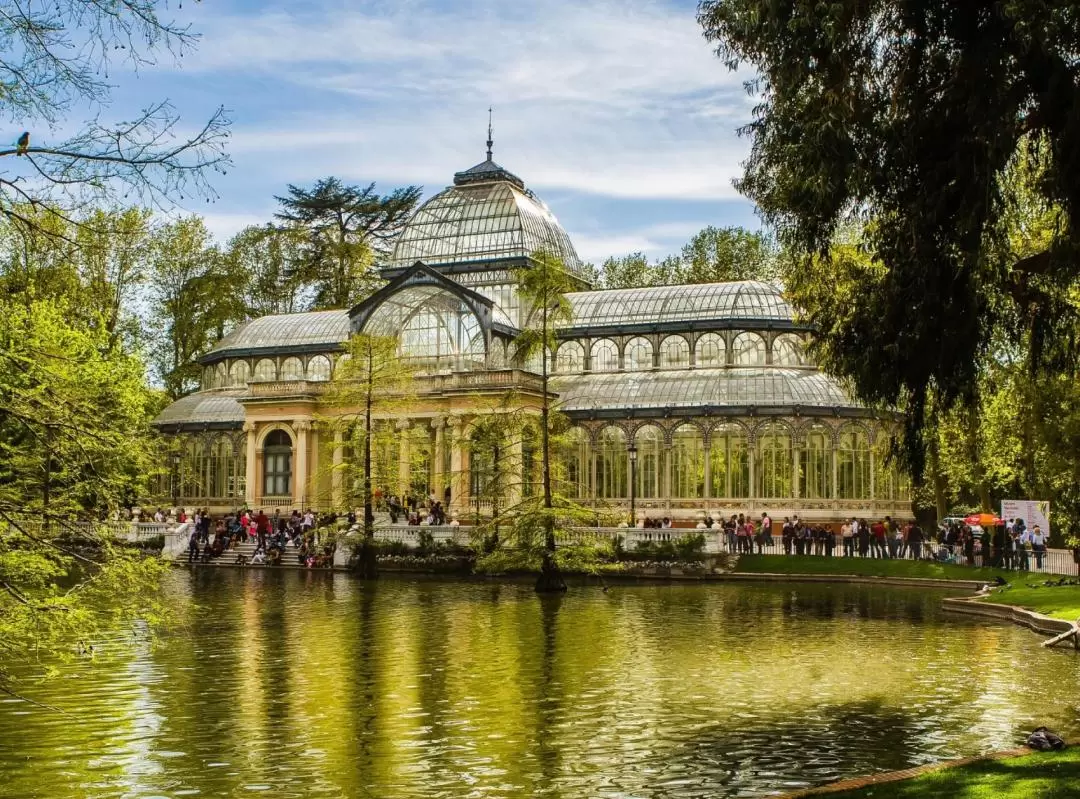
[820, 746, 1080, 798]
[979, 583, 1080, 622]
[733, 555, 1014, 583]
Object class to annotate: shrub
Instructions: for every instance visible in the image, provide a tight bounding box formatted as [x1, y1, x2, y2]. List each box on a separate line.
[675, 533, 706, 560]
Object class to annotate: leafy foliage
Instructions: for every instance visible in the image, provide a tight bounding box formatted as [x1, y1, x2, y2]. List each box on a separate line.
[699, 1, 1080, 476]
[274, 177, 422, 310]
[598, 226, 778, 288]
[147, 216, 244, 399]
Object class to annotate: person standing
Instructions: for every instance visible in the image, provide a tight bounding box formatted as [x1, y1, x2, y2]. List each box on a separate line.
[255, 508, 270, 552]
[841, 519, 854, 558]
[907, 522, 924, 560]
[1030, 525, 1047, 570]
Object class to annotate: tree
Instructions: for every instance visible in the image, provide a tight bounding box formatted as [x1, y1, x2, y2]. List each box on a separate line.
[75, 208, 154, 349]
[147, 216, 243, 400]
[0, 297, 167, 694]
[325, 333, 415, 579]
[698, 2, 1080, 475]
[223, 224, 307, 317]
[0, 0, 229, 237]
[513, 250, 578, 593]
[598, 252, 676, 289]
[675, 225, 778, 284]
[274, 178, 422, 310]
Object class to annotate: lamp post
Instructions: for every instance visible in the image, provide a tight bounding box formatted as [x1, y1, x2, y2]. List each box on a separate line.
[628, 443, 638, 528]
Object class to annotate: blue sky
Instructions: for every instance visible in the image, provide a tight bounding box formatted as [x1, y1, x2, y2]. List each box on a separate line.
[113, 0, 759, 264]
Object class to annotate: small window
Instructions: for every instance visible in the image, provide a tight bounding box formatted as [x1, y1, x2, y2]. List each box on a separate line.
[307, 355, 332, 381]
[229, 360, 250, 387]
[659, 335, 690, 369]
[590, 339, 618, 372]
[695, 333, 726, 367]
[624, 337, 653, 371]
[280, 357, 304, 381]
[732, 332, 766, 366]
[253, 358, 277, 382]
[772, 334, 804, 366]
[555, 341, 585, 373]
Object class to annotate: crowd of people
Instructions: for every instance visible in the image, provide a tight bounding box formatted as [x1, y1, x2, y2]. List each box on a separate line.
[184, 507, 336, 568]
[696, 511, 1054, 570]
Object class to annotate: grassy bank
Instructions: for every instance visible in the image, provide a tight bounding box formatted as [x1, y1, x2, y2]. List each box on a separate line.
[733, 555, 1013, 582]
[979, 584, 1080, 621]
[820, 746, 1080, 798]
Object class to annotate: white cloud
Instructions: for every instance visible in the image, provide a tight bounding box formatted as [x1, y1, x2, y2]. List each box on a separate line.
[187, 0, 754, 202]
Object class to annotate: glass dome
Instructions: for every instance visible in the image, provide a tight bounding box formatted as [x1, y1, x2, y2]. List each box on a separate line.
[388, 159, 585, 278]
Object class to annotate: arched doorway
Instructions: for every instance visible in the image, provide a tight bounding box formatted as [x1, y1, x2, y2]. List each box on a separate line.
[263, 429, 293, 498]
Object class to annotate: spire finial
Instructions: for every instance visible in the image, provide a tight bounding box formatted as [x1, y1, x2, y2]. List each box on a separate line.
[486, 106, 493, 161]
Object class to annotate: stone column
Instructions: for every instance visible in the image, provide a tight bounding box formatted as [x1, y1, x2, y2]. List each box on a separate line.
[309, 425, 320, 508]
[448, 417, 468, 518]
[397, 420, 411, 499]
[703, 442, 712, 500]
[331, 429, 344, 510]
[294, 420, 310, 509]
[244, 421, 257, 508]
[793, 444, 803, 502]
[432, 417, 446, 499]
[507, 428, 524, 508]
[663, 440, 673, 511]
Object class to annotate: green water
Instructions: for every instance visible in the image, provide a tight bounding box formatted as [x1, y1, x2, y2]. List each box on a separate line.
[2, 571, 1079, 798]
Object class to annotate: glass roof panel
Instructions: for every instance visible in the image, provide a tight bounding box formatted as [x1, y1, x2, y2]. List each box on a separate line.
[205, 310, 350, 358]
[153, 391, 245, 426]
[389, 180, 585, 277]
[563, 281, 792, 329]
[552, 368, 857, 412]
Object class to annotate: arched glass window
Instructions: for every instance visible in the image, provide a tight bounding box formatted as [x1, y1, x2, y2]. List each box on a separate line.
[361, 285, 499, 371]
[590, 339, 618, 372]
[207, 435, 243, 499]
[555, 341, 585, 373]
[229, 360, 250, 387]
[489, 338, 507, 368]
[873, 435, 896, 502]
[180, 437, 206, 498]
[732, 332, 767, 366]
[202, 366, 214, 390]
[263, 429, 293, 497]
[710, 424, 748, 498]
[307, 355, 332, 382]
[772, 334, 804, 366]
[671, 424, 705, 499]
[559, 427, 590, 499]
[837, 425, 871, 499]
[623, 337, 653, 371]
[659, 335, 690, 369]
[334, 354, 351, 377]
[758, 423, 793, 498]
[408, 425, 433, 499]
[280, 357, 304, 381]
[800, 424, 831, 499]
[214, 362, 228, 389]
[695, 332, 726, 367]
[253, 358, 277, 382]
[633, 425, 664, 499]
[595, 426, 627, 500]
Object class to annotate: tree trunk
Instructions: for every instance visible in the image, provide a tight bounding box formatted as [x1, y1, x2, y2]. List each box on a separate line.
[535, 282, 565, 593]
[358, 343, 378, 580]
[928, 435, 947, 526]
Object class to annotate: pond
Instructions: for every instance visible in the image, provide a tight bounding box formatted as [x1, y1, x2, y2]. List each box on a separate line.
[2, 571, 1079, 798]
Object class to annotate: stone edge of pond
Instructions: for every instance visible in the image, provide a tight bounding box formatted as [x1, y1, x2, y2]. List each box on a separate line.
[775, 745, 1035, 797]
[941, 593, 1075, 636]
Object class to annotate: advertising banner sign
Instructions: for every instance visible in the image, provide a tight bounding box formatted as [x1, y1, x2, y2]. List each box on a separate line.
[1000, 500, 1051, 535]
